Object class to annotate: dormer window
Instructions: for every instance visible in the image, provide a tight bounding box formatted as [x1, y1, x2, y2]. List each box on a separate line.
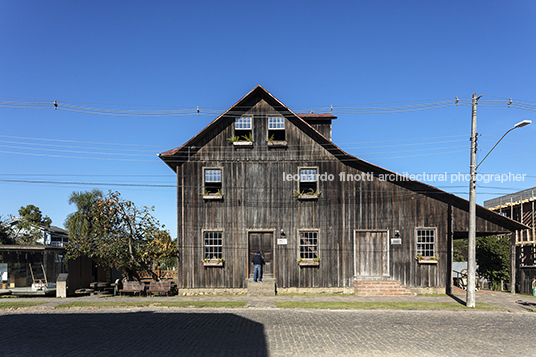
[268, 117, 285, 142]
[234, 117, 253, 142]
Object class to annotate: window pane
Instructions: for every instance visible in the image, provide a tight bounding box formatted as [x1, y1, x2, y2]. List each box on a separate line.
[300, 169, 317, 182]
[268, 117, 285, 129]
[235, 117, 252, 130]
[205, 169, 221, 183]
[417, 229, 435, 257]
[299, 231, 318, 259]
[204, 231, 223, 259]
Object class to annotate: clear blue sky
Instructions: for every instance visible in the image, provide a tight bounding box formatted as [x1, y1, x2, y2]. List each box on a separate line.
[1, 1, 535, 238]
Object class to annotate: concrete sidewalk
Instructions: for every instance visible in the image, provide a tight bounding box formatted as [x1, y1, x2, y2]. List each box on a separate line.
[4, 289, 536, 313]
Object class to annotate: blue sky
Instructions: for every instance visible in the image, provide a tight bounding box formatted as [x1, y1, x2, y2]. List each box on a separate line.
[1, 1, 535, 238]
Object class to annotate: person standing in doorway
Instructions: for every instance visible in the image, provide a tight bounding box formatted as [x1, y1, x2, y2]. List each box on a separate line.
[252, 251, 265, 283]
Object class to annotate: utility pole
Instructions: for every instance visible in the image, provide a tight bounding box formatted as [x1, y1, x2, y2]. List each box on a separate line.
[466, 94, 530, 307]
[467, 93, 480, 308]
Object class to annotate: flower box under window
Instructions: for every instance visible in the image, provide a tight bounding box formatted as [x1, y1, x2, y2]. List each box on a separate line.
[203, 260, 224, 267]
[297, 193, 320, 200]
[267, 140, 288, 147]
[232, 141, 253, 146]
[298, 260, 320, 267]
[203, 194, 223, 200]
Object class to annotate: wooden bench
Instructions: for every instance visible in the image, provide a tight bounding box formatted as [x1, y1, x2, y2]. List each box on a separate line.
[146, 280, 172, 296]
[119, 281, 145, 296]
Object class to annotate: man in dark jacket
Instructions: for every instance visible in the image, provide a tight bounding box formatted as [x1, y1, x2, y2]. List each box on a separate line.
[252, 251, 265, 282]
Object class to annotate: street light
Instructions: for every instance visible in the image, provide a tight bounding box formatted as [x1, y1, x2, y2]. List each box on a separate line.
[467, 97, 531, 307]
[476, 120, 532, 171]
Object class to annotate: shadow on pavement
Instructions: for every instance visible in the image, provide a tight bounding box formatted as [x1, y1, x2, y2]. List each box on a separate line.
[515, 299, 536, 311]
[447, 294, 466, 305]
[0, 310, 268, 356]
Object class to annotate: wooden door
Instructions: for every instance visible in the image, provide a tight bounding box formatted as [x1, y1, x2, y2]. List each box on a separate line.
[355, 230, 389, 277]
[248, 232, 273, 278]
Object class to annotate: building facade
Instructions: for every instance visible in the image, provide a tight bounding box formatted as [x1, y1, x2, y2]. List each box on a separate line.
[160, 86, 525, 293]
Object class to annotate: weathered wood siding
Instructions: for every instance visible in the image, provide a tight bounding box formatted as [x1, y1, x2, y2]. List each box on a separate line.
[174, 97, 514, 290]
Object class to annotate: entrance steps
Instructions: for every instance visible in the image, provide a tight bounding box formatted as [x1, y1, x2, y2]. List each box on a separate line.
[354, 279, 416, 296]
[246, 278, 276, 297]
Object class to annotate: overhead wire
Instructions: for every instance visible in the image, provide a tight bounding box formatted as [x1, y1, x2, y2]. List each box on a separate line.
[2, 95, 536, 116]
[0, 129, 473, 163]
[1, 95, 533, 183]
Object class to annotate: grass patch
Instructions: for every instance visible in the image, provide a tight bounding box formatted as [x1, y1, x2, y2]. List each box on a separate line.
[55, 301, 246, 309]
[518, 293, 536, 299]
[276, 292, 349, 296]
[0, 301, 48, 309]
[275, 301, 503, 310]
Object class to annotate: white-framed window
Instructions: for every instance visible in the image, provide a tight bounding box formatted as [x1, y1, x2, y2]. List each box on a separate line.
[235, 117, 252, 130]
[299, 230, 319, 260]
[416, 228, 436, 257]
[235, 117, 253, 141]
[204, 168, 222, 195]
[268, 117, 285, 141]
[204, 230, 223, 260]
[299, 168, 318, 194]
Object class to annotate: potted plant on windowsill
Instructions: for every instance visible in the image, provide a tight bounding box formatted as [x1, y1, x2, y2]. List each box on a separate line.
[228, 134, 253, 146]
[415, 254, 439, 264]
[202, 189, 223, 200]
[266, 134, 287, 147]
[203, 257, 224, 267]
[297, 257, 320, 266]
[294, 189, 321, 200]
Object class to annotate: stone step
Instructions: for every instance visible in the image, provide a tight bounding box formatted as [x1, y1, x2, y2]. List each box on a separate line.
[246, 278, 276, 297]
[355, 280, 402, 285]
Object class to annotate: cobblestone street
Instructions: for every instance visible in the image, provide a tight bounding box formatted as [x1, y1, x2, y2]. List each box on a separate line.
[1, 307, 535, 356]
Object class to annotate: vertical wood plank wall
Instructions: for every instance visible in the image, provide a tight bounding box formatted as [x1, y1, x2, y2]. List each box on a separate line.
[175, 99, 512, 289]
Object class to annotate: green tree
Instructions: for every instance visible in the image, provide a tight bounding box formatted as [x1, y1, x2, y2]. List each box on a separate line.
[18, 204, 52, 227]
[64, 189, 103, 242]
[65, 190, 177, 280]
[453, 239, 468, 262]
[11, 205, 52, 244]
[476, 235, 510, 290]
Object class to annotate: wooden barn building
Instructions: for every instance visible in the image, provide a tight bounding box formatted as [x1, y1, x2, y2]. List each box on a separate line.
[159, 85, 526, 294]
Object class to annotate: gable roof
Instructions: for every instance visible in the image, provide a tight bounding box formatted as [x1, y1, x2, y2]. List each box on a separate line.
[159, 85, 528, 232]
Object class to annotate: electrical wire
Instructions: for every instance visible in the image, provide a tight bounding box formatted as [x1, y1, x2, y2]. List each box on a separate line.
[2, 95, 536, 116]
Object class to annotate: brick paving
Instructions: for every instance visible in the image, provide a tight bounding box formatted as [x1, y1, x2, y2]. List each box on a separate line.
[1, 293, 536, 356]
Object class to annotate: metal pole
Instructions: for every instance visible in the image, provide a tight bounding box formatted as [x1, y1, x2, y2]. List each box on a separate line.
[467, 93, 479, 307]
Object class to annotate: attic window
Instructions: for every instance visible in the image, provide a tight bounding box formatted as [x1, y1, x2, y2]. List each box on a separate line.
[234, 117, 253, 142]
[299, 168, 318, 195]
[204, 168, 222, 196]
[268, 117, 285, 141]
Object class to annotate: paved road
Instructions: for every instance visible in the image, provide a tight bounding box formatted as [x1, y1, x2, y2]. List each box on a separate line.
[1, 307, 535, 356]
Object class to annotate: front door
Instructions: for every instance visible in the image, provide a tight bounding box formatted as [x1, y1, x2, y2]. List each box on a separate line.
[248, 232, 273, 278]
[354, 230, 389, 277]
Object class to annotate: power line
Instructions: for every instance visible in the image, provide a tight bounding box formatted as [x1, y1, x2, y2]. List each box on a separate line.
[0, 150, 156, 162]
[0, 134, 164, 147]
[2, 95, 536, 116]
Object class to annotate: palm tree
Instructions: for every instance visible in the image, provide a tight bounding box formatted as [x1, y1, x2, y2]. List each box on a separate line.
[64, 189, 103, 241]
